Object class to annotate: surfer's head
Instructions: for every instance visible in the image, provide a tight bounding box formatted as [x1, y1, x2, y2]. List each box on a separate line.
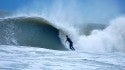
[66, 35, 68, 38]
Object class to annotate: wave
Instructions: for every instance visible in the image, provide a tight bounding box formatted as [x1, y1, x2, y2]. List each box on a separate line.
[0, 15, 125, 52]
[0, 10, 11, 18]
[79, 23, 107, 35]
[0, 16, 67, 50]
[76, 17, 125, 52]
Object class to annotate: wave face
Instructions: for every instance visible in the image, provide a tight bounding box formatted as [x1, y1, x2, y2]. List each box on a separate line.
[0, 17, 67, 50]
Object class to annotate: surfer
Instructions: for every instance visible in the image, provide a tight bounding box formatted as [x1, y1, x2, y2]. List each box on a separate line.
[65, 35, 75, 51]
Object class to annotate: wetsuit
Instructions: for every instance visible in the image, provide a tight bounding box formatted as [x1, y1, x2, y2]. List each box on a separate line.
[66, 36, 75, 50]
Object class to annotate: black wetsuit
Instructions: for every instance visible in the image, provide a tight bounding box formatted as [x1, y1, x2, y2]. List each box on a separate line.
[66, 37, 75, 50]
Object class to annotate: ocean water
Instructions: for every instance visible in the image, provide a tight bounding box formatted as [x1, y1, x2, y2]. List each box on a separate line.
[0, 0, 125, 70]
[0, 45, 125, 70]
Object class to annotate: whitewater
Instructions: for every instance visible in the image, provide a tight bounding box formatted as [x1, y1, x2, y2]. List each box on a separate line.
[0, 0, 125, 70]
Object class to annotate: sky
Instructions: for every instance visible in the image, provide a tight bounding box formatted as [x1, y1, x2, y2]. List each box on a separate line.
[0, 0, 29, 10]
[0, 0, 125, 24]
[0, 0, 53, 11]
[0, 0, 124, 11]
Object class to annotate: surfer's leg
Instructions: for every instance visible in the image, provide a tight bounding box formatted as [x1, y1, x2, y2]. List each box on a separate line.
[70, 44, 73, 50]
[70, 44, 75, 51]
[72, 47, 75, 50]
[71, 45, 75, 50]
[70, 46, 72, 50]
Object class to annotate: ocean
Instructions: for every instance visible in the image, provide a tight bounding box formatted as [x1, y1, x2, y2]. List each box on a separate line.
[0, 0, 125, 70]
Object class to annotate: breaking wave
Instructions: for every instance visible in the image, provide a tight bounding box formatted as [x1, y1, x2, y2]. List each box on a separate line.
[0, 15, 125, 53]
[0, 16, 67, 50]
[76, 17, 125, 52]
[1, 16, 125, 53]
